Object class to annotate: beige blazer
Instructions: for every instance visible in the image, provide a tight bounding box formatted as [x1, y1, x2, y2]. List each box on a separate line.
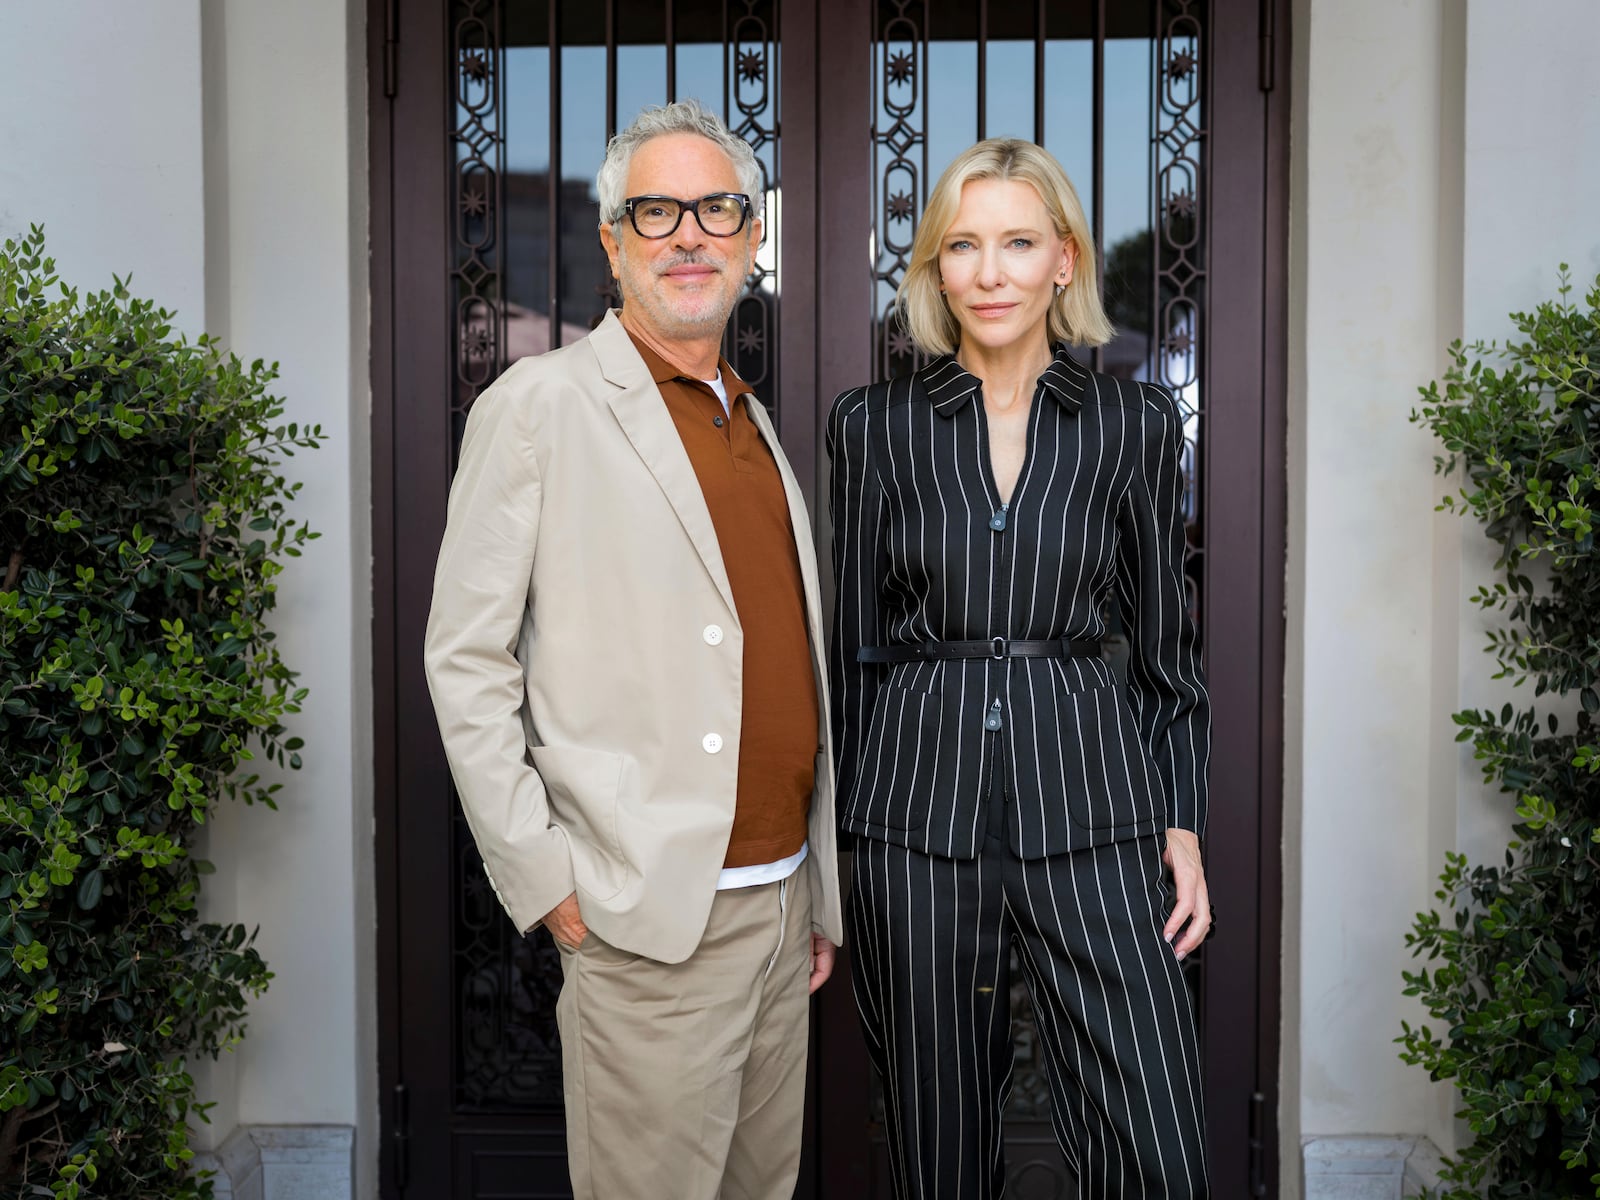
[423, 311, 844, 963]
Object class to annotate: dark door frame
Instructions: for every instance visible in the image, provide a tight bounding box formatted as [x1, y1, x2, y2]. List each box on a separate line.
[367, 0, 1290, 1193]
[1203, 4, 1290, 1194]
[370, 0, 456, 1192]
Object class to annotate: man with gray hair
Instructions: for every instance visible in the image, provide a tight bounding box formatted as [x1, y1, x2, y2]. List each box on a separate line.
[423, 99, 843, 1199]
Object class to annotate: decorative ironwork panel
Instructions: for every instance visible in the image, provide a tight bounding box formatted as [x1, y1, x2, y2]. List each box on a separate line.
[454, 805, 566, 1108]
[450, 0, 507, 456]
[870, 0, 927, 381]
[1155, 0, 1209, 1029]
[1155, 0, 1205, 597]
[449, 0, 560, 1114]
[726, 0, 781, 425]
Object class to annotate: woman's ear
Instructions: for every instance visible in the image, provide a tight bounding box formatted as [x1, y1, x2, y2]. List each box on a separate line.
[1058, 237, 1079, 288]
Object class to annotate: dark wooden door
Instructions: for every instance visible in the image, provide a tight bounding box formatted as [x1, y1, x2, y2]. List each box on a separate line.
[369, 1, 1287, 1195]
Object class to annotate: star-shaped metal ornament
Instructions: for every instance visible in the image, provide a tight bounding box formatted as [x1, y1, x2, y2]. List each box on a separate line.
[463, 325, 493, 359]
[887, 327, 915, 360]
[1166, 190, 1195, 220]
[461, 50, 490, 82]
[887, 191, 915, 223]
[1163, 326, 1194, 357]
[886, 49, 915, 86]
[1167, 49, 1196, 81]
[737, 325, 765, 354]
[460, 186, 488, 217]
[737, 48, 764, 83]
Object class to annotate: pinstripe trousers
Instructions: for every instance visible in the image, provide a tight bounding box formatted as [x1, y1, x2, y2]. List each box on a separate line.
[848, 780, 1208, 1199]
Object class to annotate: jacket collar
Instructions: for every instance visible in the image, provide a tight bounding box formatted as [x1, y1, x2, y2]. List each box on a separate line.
[625, 323, 754, 407]
[920, 344, 1087, 417]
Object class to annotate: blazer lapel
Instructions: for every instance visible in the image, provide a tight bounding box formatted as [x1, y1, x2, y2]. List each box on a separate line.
[591, 312, 738, 617]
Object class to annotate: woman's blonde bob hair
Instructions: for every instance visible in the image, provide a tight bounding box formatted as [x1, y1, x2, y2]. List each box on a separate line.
[897, 138, 1113, 355]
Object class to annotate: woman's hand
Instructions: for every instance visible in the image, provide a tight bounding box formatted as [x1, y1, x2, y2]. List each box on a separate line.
[1161, 829, 1210, 961]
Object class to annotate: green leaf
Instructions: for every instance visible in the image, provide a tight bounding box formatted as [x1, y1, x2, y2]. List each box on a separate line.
[76, 869, 104, 910]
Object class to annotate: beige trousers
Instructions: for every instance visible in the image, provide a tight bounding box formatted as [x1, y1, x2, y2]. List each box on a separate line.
[555, 870, 813, 1200]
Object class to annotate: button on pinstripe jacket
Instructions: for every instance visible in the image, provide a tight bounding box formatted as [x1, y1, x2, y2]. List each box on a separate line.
[827, 348, 1211, 861]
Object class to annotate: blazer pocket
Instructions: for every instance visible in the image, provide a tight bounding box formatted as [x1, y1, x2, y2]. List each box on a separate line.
[883, 660, 944, 696]
[530, 744, 628, 901]
[847, 682, 952, 831]
[1047, 653, 1114, 696]
[1055, 683, 1164, 832]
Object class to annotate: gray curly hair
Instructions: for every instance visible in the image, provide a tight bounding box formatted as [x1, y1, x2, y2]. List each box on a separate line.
[596, 99, 764, 227]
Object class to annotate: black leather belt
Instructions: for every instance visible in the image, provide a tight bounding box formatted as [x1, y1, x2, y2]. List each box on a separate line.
[858, 637, 1102, 664]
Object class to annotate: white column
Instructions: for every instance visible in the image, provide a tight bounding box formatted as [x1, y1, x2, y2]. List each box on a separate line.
[1285, 0, 1462, 1191]
[200, 0, 374, 1196]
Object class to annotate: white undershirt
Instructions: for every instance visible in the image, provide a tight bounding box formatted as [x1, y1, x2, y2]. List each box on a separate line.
[703, 371, 731, 415]
[717, 840, 808, 891]
[700, 365, 801, 891]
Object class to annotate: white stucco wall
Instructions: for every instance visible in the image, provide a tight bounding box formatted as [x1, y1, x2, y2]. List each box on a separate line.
[0, 2, 207, 329]
[1288, 0, 1600, 1191]
[200, 0, 375, 1180]
[0, 1, 375, 1194]
[1287, 0, 1460, 1151]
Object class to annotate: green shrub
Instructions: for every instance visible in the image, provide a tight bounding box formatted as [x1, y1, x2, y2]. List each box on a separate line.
[1402, 269, 1600, 1199]
[0, 226, 320, 1197]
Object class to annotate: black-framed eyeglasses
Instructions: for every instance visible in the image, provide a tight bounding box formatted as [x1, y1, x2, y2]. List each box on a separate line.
[619, 193, 753, 239]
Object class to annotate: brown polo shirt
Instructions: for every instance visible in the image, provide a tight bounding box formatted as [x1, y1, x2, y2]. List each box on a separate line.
[627, 331, 817, 868]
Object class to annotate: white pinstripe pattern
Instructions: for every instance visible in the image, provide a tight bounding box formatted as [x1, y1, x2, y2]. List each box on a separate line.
[849, 834, 1208, 1200]
[827, 350, 1212, 1197]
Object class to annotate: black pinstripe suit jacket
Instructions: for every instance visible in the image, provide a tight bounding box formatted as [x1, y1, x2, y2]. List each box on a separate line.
[827, 348, 1211, 861]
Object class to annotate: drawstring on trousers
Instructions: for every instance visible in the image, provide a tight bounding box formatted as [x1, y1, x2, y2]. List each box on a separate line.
[765, 876, 790, 979]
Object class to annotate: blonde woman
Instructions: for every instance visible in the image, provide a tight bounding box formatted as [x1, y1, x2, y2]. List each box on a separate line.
[828, 138, 1212, 1198]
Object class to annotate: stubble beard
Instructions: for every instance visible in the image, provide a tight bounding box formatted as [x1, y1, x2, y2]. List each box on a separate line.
[617, 243, 743, 341]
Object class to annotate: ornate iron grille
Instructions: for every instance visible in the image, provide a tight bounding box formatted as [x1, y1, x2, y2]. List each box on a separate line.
[726, 0, 780, 410]
[870, 0, 926, 381]
[444, 0, 783, 1114]
[451, 0, 507, 450]
[1154, 0, 1209, 1037]
[1155, 0, 1205, 621]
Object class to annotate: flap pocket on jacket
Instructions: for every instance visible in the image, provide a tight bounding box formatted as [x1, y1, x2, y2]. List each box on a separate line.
[1055, 683, 1164, 832]
[846, 684, 952, 831]
[1048, 654, 1114, 696]
[530, 744, 627, 900]
[884, 660, 943, 696]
